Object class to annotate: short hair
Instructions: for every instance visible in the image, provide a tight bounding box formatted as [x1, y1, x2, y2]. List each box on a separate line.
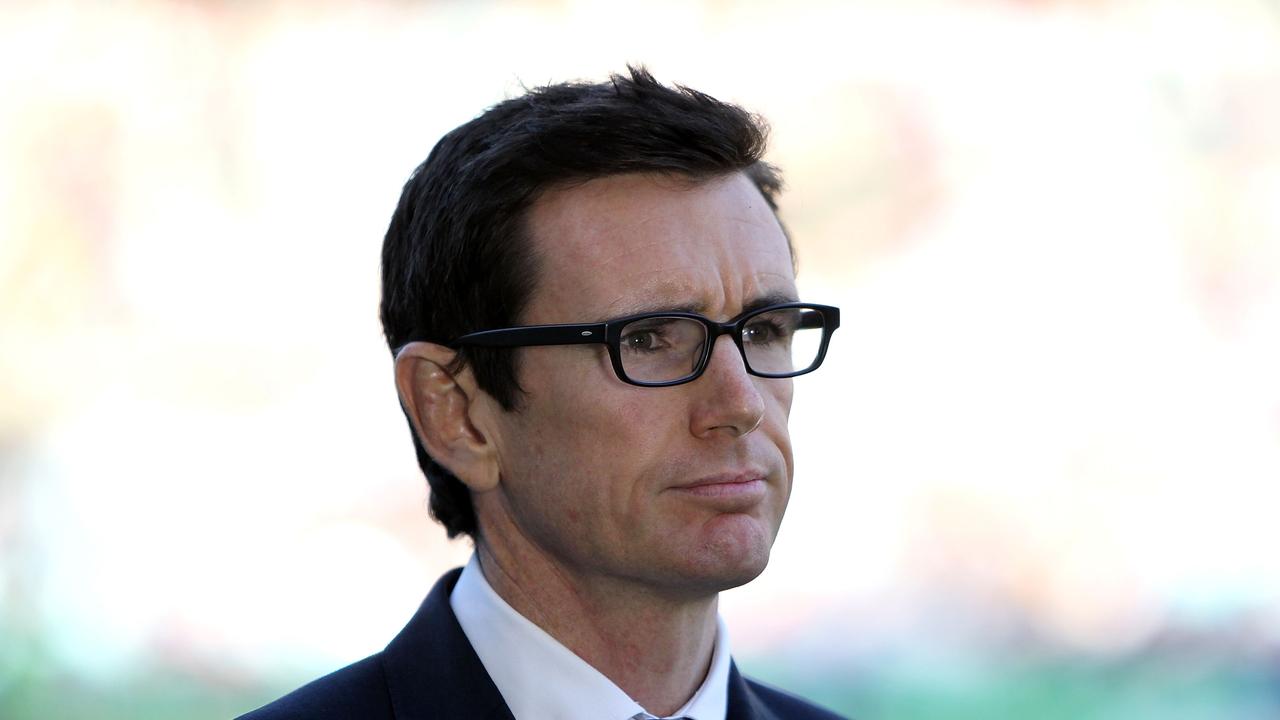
[380, 66, 785, 541]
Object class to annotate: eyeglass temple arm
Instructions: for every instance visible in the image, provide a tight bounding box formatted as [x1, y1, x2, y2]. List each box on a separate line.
[450, 322, 608, 348]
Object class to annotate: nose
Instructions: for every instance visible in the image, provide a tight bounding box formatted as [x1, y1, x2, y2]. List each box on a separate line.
[689, 334, 767, 438]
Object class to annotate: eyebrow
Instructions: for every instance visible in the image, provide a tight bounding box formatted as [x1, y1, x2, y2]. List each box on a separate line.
[599, 290, 800, 322]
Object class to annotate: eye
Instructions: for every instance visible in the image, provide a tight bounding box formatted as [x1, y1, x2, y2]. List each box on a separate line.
[620, 316, 703, 356]
[743, 319, 781, 344]
[743, 310, 802, 345]
[620, 318, 679, 354]
[625, 330, 660, 351]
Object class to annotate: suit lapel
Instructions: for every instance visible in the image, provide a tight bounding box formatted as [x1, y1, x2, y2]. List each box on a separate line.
[379, 568, 515, 720]
[726, 661, 779, 720]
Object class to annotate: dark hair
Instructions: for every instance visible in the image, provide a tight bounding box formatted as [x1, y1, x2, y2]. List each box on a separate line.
[379, 66, 785, 540]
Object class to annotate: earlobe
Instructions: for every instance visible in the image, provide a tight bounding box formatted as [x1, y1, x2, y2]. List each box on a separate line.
[394, 342, 502, 492]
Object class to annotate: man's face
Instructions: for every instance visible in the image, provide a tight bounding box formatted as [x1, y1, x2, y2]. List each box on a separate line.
[480, 172, 797, 596]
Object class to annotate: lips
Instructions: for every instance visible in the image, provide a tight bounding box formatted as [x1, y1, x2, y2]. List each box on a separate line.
[676, 472, 765, 490]
[669, 471, 769, 503]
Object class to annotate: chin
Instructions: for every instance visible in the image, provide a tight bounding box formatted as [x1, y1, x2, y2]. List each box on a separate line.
[677, 549, 770, 595]
[679, 514, 775, 592]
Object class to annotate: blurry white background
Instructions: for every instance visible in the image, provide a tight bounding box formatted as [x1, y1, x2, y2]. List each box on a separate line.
[2, 1, 1278, 717]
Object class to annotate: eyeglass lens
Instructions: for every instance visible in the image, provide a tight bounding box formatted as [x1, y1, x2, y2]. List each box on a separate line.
[618, 307, 825, 383]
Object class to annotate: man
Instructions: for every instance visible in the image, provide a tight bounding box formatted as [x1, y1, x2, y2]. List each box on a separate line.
[241, 67, 844, 720]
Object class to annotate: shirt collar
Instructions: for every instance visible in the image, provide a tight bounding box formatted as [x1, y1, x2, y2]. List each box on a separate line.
[450, 554, 731, 720]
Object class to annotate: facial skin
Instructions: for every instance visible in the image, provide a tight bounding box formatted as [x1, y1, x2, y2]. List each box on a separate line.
[475, 171, 799, 599]
[394, 171, 800, 712]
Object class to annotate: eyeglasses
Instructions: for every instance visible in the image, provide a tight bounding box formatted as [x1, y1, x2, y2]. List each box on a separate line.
[450, 302, 840, 387]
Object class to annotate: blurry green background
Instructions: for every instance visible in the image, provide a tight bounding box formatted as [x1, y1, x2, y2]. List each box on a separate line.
[3, 0, 1279, 718]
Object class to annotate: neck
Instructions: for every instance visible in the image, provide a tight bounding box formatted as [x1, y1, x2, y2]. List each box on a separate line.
[475, 537, 719, 717]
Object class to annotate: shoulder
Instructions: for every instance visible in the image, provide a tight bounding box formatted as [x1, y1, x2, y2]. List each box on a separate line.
[741, 674, 850, 720]
[235, 653, 393, 720]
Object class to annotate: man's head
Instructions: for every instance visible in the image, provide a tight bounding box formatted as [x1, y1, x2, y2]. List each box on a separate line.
[382, 67, 808, 593]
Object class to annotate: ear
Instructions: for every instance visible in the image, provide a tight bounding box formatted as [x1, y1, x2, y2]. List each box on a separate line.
[394, 342, 501, 492]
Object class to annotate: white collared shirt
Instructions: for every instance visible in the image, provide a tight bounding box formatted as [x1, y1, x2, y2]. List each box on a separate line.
[450, 554, 731, 720]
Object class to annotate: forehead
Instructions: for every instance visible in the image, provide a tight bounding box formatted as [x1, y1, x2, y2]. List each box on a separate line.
[522, 173, 796, 322]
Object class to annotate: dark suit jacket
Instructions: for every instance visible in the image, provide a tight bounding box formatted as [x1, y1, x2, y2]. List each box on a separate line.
[238, 568, 848, 720]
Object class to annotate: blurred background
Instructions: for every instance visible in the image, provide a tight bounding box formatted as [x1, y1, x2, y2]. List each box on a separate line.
[3, 0, 1279, 718]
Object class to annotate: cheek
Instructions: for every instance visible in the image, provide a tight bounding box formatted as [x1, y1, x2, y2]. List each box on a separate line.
[502, 389, 676, 554]
[767, 379, 796, 479]
[570, 399, 687, 527]
[570, 389, 676, 478]
[775, 377, 795, 416]
[511, 351, 670, 487]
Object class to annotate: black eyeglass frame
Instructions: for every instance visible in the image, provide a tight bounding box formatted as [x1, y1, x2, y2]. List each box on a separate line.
[448, 302, 840, 388]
